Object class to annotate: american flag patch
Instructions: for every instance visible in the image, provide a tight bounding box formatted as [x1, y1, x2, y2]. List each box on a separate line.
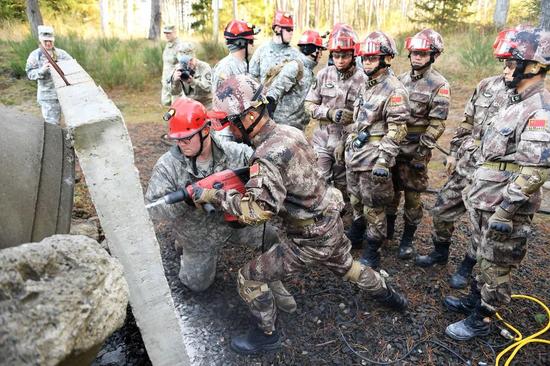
[527, 119, 547, 129]
[250, 163, 260, 177]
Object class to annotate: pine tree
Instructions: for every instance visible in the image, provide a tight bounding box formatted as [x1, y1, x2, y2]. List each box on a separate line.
[410, 0, 474, 29]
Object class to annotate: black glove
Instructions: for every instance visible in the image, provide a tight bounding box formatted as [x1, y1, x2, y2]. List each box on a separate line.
[266, 96, 277, 118]
[372, 159, 390, 182]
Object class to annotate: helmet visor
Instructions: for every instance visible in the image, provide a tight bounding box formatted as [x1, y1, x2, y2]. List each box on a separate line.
[405, 36, 431, 51]
[329, 36, 355, 51]
[493, 39, 516, 59]
[206, 111, 231, 130]
[358, 40, 382, 56]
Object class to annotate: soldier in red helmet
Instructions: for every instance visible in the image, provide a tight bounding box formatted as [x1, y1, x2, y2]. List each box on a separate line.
[145, 98, 293, 311]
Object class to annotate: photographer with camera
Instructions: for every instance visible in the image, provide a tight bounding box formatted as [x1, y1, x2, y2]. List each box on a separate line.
[170, 42, 212, 107]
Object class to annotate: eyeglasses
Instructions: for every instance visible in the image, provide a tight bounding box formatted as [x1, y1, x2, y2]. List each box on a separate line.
[171, 131, 200, 142]
[500, 59, 517, 69]
[281, 27, 294, 32]
[362, 55, 380, 62]
[410, 50, 431, 57]
[332, 52, 353, 60]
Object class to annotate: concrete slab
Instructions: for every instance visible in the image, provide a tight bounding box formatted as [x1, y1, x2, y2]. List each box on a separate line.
[56, 129, 75, 233]
[52, 59, 191, 366]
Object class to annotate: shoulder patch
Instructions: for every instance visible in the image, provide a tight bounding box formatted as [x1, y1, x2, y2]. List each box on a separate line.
[438, 88, 450, 97]
[390, 96, 404, 105]
[250, 163, 260, 177]
[527, 119, 547, 130]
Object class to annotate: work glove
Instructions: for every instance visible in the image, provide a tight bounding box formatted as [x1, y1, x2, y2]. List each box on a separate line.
[327, 108, 354, 125]
[445, 156, 457, 175]
[334, 140, 346, 165]
[191, 184, 219, 205]
[266, 96, 277, 118]
[487, 206, 514, 241]
[372, 158, 390, 183]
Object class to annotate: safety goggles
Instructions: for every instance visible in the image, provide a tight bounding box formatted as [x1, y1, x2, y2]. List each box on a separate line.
[361, 55, 380, 63]
[358, 40, 382, 56]
[499, 59, 518, 69]
[410, 50, 431, 57]
[329, 37, 355, 50]
[493, 39, 516, 59]
[405, 36, 431, 51]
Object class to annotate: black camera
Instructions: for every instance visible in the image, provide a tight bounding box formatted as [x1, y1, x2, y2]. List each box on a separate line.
[178, 66, 195, 81]
[353, 131, 370, 149]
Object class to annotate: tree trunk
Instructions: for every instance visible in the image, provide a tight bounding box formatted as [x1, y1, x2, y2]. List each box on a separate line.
[148, 0, 161, 40]
[314, 0, 319, 29]
[233, 0, 238, 18]
[541, 0, 550, 30]
[493, 0, 510, 27]
[212, 0, 219, 43]
[100, 0, 109, 36]
[26, 0, 43, 39]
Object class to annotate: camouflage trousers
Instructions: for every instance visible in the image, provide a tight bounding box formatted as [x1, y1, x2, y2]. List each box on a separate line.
[39, 99, 61, 125]
[430, 170, 470, 244]
[238, 210, 386, 332]
[311, 124, 347, 187]
[387, 159, 430, 226]
[347, 170, 395, 242]
[468, 208, 532, 312]
[161, 82, 173, 106]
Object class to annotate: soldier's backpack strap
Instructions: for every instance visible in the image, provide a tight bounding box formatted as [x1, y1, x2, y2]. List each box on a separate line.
[263, 60, 304, 88]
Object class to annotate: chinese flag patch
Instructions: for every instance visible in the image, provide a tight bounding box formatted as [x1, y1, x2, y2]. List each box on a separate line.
[250, 163, 260, 177]
[528, 119, 547, 129]
[390, 96, 403, 104]
[438, 88, 450, 97]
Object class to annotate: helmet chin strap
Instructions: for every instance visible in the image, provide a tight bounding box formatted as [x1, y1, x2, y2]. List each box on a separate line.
[507, 60, 544, 89]
[365, 55, 389, 77]
[234, 105, 267, 146]
[188, 127, 208, 175]
[408, 52, 435, 71]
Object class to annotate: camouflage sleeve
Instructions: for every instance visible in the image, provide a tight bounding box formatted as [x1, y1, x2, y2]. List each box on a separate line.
[501, 110, 550, 213]
[219, 139, 254, 167]
[170, 77, 184, 96]
[211, 64, 221, 93]
[213, 159, 284, 225]
[305, 75, 329, 120]
[420, 83, 450, 148]
[26, 50, 46, 81]
[190, 63, 212, 94]
[379, 90, 409, 162]
[145, 155, 187, 219]
[56, 49, 73, 61]
[449, 87, 477, 156]
[249, 49, 261, 79]
[266, 61, 300, 102]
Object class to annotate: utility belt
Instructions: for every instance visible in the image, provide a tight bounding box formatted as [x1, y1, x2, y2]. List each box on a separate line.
[481, 161, 521, 173]
[286, 213, 325, 228]
[352, 131, 383, 149]
[406, 125, 427, 134]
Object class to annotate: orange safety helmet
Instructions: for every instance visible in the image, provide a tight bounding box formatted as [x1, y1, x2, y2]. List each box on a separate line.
[224, 19, 260, 40]
[297, 30, 326, 49]
[165, 98, 209, 139]
[272, 10, 294, 28]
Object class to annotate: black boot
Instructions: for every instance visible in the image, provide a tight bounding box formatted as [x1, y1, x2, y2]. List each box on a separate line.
[359, 239, 381, 269]
[374, 284, 408, 311]
[230, 326, 281, 355]
[398, 224, 417, 259]
[444, 279, 481, 314]
[415, 239, 450, 267]
[386, 214, 397, 240]
[445, 303, 493, 341]
[346, 217, 366, 249]
[449, 255, 477, 289]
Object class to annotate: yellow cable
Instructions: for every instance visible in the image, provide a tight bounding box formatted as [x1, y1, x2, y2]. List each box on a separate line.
[495, 294, 550, 366]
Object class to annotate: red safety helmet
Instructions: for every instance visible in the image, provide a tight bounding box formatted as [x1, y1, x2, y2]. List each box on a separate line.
[327, 23, 358, 53]
[405, 29, 444, 53]
[224, 19, 260, 40]
[297, 30, 326, 49]
[357, 31, 397, 57]
[272, 10, 294, 28]
[166, 98, 209, 139]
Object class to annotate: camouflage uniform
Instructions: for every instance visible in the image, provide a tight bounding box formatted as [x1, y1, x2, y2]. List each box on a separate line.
[161, 38, 182, 106]
[387, 67, 450, 226]
[432, 76, 507, 252]
[26, 47, 72, 124]
[265, 55, 316, 130]
[465, 80, 550, 312]
[305, 64, 366, 187]
[346, 69, 410, 243]
[145, 136, 265, 291]
[170, 59, 213, 108]
[211, 54, 247, 93]
[206, 121, 387, 333]
[249, 41, 301, 82]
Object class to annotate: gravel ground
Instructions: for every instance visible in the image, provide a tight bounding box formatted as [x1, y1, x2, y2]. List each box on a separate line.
[91, 121, 549, 366]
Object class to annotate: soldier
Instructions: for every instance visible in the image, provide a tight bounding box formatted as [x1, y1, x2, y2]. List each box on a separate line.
[305, 25, 366, 198]
[170, 42, 212, 108]
[145, 98, 294, 310]
[416, 30, 513, 290]
[161, 25, 182, 106]
[248, 10, 301, 82]
[386, 29, 450, 259]
[445, 27, 550, 341]
[264, 30, 326, 130]
[193, 74, 408, 354]
[346, 32, 410, 268]
[26, 25, 72, 125]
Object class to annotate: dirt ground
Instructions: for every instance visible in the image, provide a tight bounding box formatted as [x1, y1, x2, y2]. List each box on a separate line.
[88, 117, 550, 366]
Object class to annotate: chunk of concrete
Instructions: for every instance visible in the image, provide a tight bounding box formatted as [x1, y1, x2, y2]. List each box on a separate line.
[52, 59, 191, 366]
[0, 235, 128, 366]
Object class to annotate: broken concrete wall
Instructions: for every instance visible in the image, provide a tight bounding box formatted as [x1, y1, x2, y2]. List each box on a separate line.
[51, 59, 190, 366]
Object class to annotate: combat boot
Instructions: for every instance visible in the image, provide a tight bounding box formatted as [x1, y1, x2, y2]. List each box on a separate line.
[415, 239, 450, 267]
[373, 284, 408, 311]
[359, 239, 381, 269]
[269, 280, 297, 313]
[386, 214, 397, 240]
[346, 217, 366, 249]
[398, 224, 417, 259]
[444, 280, 481, 315]
[230, 326, 281, 355]
[445, 303, 493, 341]
[449, 254, 477, 289]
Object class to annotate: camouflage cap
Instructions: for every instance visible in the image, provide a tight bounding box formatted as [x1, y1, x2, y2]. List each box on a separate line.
[38, 25, 55, 41]
[213, 74, 267, 117]
[177, 41, 195, 56]
[163, 25, 176, 33]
